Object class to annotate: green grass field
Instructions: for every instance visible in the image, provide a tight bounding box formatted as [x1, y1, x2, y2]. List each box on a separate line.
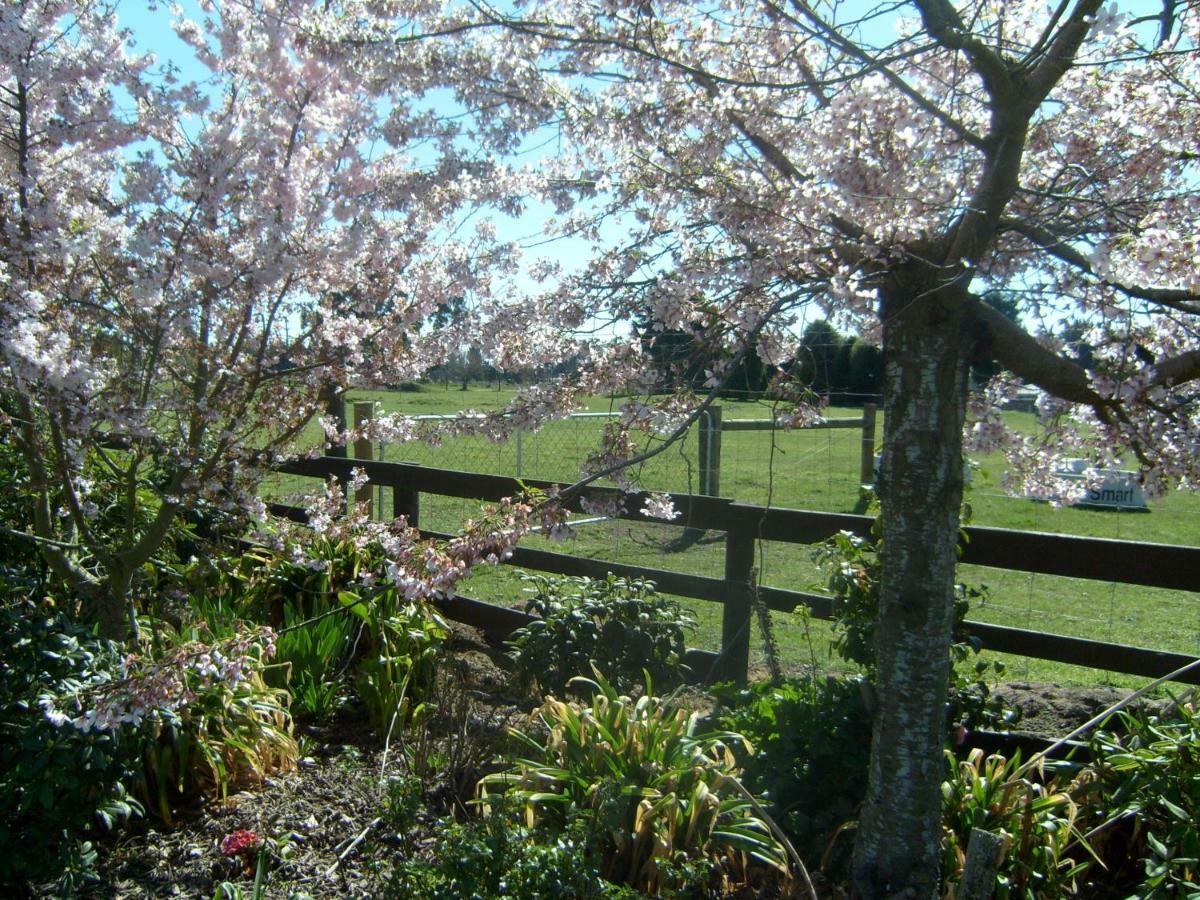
[266, 384, 1200, 690]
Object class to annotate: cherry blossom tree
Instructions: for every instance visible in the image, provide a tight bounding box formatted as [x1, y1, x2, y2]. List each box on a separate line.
[394, 0, 1199, 894]
[0, 0, 609, 638]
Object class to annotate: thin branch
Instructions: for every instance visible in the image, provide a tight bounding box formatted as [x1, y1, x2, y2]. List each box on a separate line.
[1000, 218, 1200, 314]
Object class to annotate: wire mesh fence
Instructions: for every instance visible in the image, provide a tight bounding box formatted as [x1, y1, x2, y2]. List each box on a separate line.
[263, 393, 1198, 687]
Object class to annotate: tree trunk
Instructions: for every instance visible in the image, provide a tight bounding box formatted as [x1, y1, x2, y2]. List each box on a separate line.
[94, 595, 129, 640]
[851, 275, 971, 898]
[80, 581, 130, 641]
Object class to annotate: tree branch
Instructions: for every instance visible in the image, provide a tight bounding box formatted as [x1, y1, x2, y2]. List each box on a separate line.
[1021, 0, 1105, 110]
[1152, 349, 1200, 389]
[910, 0, 1012, 97]
[969, 295, 1102, 405]
[1000, 218, 1200, 314]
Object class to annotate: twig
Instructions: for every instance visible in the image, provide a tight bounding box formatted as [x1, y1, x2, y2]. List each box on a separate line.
[1, 525, 82, 550]
[1015, 655, 1200, 779]
[324, 817, 382, 878]
[723, 773, 818, 900]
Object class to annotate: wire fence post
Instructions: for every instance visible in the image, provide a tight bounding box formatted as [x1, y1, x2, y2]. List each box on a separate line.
[515, 428, 524, 479]
[860, 402, 878, 485]
[719, 523, 755, 685]
[353, 401, 374, 519]
[699, 405, 722, 497]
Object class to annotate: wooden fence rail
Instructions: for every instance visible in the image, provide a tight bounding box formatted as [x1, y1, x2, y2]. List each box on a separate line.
[272, 454, 1200, 687]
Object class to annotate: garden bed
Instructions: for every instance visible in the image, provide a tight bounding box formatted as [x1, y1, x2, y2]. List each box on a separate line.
[49, 624, 1172, 900]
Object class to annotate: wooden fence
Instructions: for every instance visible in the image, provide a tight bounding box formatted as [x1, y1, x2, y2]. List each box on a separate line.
[272, 453, 1200, 689]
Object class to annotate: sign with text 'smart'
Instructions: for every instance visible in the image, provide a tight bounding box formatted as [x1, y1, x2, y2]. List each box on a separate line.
[1053, 459, 1148, 511]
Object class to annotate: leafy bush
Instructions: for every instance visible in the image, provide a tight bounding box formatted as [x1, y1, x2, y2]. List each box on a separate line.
[137, 629, 297, 822]
[0, 426, 43, 586]
[233, 535, 447, 734]
[388, 808, 642, 899]
[1083, 702, 1200, 897]
[713, 675, 872, 864]
[345, 588, 447, 736]
[41, 624, 299, 825]
[506, 573, 694, 696]
[0, 598, 142, 892]
[941, 749, 1088, 899]
[232, 539, 365, 622]
[269, 601, 356, 721]
[480, 673, 787, 895]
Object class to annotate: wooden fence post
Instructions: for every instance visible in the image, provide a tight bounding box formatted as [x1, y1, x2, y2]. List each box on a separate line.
[322, 383, 347, 458]
[353, 401, 374, 519]
[699, 405, 722, 497]
[393, 480, 420, 528]
[860, 402, 877, 485]
[719, 525, 755, 685]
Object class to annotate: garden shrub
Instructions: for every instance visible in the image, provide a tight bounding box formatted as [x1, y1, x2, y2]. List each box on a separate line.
[712, 675, 872, 866]
[268, 600, 356, 721]
[940, 749, 1088, 898]
[0, 428, 43, 587]
[388, 809, 643, 899]
[1083, 702, 1200, 897]
[479, 673, 787, 895]
[38, 621, 299, 825]
[234, 534, 447, 734]
[137, 628, 297, 822]
[0, 598, 142, 892]
[345, 589, 447, 735]
[506, 573, 694, 696]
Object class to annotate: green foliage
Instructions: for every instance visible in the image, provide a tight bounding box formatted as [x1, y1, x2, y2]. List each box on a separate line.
[270, 601, 355, 721]
[712, 676, 871, 864]
[388, 809, 642, 899]
[0, 424, 43, 585]
[813, 529, 1016, 733]
[1085, 702, 1200, 897]
[941, 749, 1088, 899]
[479, 672, 787, 895]
[233, 538, 364, 621]
[0, 598, 142, 892]
[506, 573, 694, 696]
[345, 587, 447, 735]
[222, 535, 447, 734]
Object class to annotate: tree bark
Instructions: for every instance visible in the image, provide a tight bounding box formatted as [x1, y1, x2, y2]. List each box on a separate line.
[86, 585, 131, 641]
[851, 272, 971, 898]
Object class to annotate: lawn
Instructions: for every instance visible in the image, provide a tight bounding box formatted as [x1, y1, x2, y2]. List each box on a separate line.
[266, 384, 1200, 690]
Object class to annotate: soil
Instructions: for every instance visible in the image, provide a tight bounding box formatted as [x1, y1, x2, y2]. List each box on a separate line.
[993, 680, 1188, 739]
[51, 627, 1178, 899]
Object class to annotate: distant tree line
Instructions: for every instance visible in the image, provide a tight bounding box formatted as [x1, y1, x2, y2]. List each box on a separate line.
[638, 317, 883, 405]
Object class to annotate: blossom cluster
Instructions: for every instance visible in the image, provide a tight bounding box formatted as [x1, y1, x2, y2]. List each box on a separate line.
[40, 629, 277, 733]
[265, 473, 574, 605]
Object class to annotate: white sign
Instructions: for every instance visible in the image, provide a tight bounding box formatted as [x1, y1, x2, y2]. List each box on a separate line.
[1052, 459, 1147, 510]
